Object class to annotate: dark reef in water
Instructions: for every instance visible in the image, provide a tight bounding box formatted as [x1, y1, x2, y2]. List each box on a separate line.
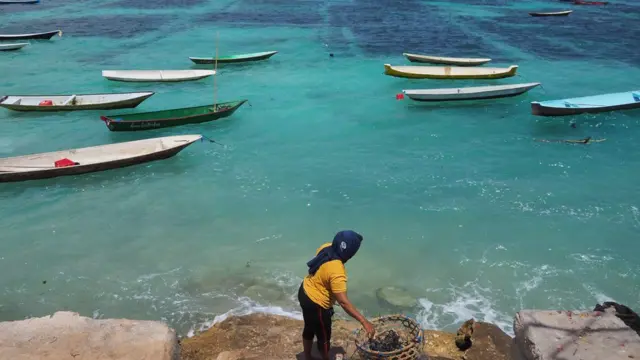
[470, 5, 640, 66]
[106, 0, 206, 9]
[327, 0, 498, 58]
[1, 14, 175, 39]
[198, 0, 322, 27]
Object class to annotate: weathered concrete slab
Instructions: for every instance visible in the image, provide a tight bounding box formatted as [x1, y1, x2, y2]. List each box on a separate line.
[0, 311, 179, 360]
[514, 309, 640, 360]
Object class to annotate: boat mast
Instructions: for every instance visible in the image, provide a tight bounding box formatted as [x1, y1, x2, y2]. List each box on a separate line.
[214, 31, 219, 111]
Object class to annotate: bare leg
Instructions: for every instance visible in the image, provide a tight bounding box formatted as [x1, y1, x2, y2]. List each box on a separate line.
[303, 338, 313, 360]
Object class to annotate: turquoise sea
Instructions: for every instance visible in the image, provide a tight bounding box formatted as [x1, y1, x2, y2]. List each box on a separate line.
[1, 0, 640, 336]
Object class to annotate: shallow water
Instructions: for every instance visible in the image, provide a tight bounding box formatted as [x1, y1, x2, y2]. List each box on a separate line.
[1, 0, 639, 336]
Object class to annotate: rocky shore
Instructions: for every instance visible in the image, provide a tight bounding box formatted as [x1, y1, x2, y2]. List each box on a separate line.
[180, 313, 518, 360]
[0, 302, 638, 360]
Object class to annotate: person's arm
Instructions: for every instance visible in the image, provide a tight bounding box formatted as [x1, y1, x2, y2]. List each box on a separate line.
[334, 292, 375, 337]
[334, 292, 366, 323]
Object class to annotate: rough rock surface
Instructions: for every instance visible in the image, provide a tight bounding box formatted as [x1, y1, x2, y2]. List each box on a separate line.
[182, 313, 515, 360]
[0, 311, 179, 360]
[514, 309, 640, 360]
[181, 313, 359, 360]
[423, 330, 465, 360]
[375, 286, 418, 309]
[464, 322, 521, 360]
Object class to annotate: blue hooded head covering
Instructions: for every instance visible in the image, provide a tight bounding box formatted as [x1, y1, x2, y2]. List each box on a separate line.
[306, 230, 363, 275]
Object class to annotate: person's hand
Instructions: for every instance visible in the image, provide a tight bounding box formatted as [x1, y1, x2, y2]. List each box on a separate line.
[363, 320, 376, 339]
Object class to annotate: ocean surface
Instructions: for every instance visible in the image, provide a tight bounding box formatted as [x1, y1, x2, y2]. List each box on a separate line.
[1, 0, 640, 337]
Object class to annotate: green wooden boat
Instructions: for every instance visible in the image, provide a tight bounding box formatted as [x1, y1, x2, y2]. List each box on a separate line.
[189, 51, 278, 64]
[100, 100, 247, 132]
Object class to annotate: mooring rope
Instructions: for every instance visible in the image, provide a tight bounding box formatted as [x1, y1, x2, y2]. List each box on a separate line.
[200, 135, 225, 146]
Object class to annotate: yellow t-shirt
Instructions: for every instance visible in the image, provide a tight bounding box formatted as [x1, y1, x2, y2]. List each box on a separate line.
[302, 243, 348, 309]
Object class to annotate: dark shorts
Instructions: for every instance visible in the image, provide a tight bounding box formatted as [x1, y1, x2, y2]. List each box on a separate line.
[298, 283, 334, 356]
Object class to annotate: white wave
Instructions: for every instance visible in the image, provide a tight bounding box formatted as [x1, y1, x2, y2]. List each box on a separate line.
[569, 253, 614, 264]
[136, 267, 182, 282]
[416, 281, 514, 336]
[631, 206, 640, 227]
[582, 283, 615, 305]
[255, 234, 283, 243]
[186, 296, 302, 338]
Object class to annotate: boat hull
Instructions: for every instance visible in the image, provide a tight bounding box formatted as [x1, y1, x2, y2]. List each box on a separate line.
[0, 136, 200, 183]
[102, 100, 247, 131]
[531, 101, 640, 116]
[404, 83, 540, 102]
[403, 53, 491, 66]
[190, 51, 278, 64]
[102, 70, 215, 82]
[0, 30, 61, 40]
[0, 92, 154, 112]
[574, 1, 608, 4]
[0, 43, 28, 51]
[0, 0, 39, 4]
[384, 64, 518, 80]
[529, 11, 572, 17]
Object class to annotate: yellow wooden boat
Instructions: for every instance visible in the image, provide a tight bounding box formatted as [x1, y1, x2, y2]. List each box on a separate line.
[384, 64, 518, 80]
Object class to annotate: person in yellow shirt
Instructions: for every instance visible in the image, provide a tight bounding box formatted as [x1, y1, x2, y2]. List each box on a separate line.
[298, 230, 375, 360]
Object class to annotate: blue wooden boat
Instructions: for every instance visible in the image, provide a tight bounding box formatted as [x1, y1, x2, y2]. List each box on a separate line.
[531, 90, 640, 116]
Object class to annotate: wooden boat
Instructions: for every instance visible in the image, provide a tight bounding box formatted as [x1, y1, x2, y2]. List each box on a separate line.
[102, 70, 215, 82]
[0, 92, 154, 112]
[535, 137, 606, 144]
[0, 30, 61, 40]
[384, 64, 518, 79]
[531, 90, 640, 116]
[529, 10, 573, 17]
[100, 100, 247, 131]
[574, 1, 608, 4]
[189, 51, 278, 64]
[403, 83, 540, 102]
[403, 53, 491, 66]
[0, 43, 28, 51]
[0, 0, 39, 4]
[0, 135, 202, 183]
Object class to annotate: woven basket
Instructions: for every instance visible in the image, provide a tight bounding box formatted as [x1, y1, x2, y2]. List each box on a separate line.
[354, 314, 424, 360]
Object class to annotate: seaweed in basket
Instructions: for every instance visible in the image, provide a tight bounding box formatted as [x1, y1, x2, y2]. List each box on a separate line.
[367, 329, 407, 352]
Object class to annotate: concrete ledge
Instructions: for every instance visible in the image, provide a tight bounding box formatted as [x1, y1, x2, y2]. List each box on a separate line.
[514, 309, 640, 360]
[0, 311, 179, 360]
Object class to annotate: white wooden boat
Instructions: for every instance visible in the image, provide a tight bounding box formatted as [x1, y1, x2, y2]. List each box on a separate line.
[0, 43, 28, 51]
[384, 64, 518, 79]
[102, 70, 215, 82]
[403, 53, 491, 66]
[0, 91, 154, 112]
[0, 30, 61, 40]
[403, 83, 541, 102]
[0, 135, 202, 183]
[189, 51, 278, 64]
[529, 10, 573, 17]
[0, 0, 40, 4]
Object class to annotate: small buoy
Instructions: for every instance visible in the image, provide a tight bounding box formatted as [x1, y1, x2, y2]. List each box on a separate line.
[329, 53, 334, 57]
[396, 93, 404, 100]
[39, 100, 53, 106]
